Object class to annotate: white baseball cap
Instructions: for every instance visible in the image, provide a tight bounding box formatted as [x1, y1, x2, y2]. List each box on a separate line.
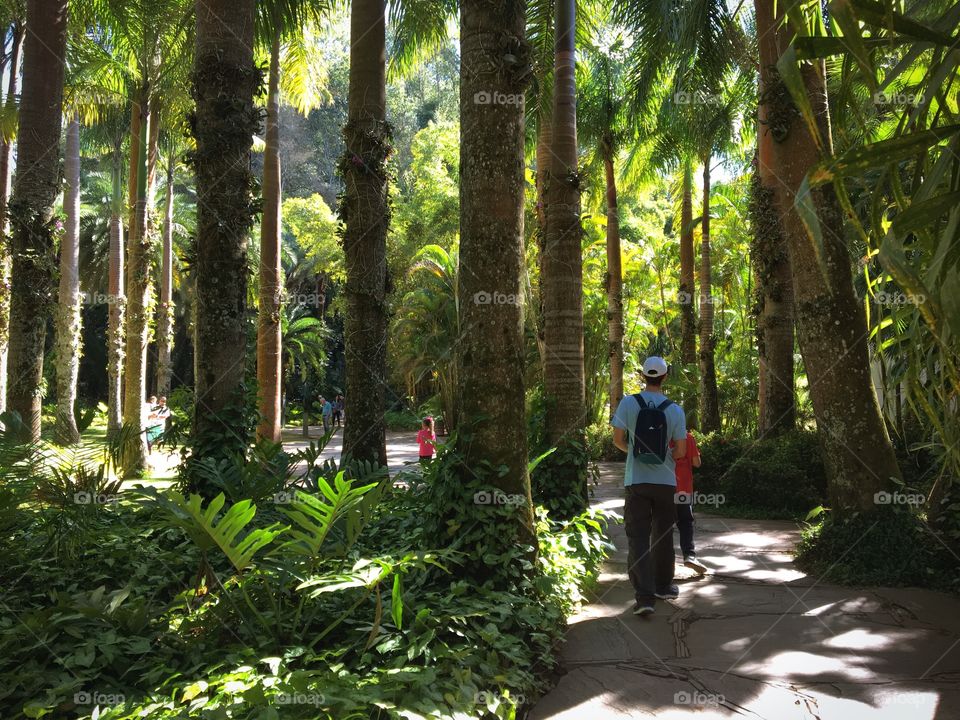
[642, 356, 669, 378]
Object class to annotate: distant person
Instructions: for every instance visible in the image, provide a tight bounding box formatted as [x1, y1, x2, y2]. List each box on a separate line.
[321, 396, 333, 434]
[417, 416, 436, 465]
[333, 395, 343, 428]
[417, 415, 437, 465]
[673, 430, 706, 574]
[145, 396, 166, 452]
[612, 356, 687, 617]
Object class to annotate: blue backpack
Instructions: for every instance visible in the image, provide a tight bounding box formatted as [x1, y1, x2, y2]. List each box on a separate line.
[630, 394, 674, 464]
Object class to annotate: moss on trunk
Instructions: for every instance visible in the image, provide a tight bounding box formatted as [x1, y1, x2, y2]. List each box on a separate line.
[6, 0, 67, 441]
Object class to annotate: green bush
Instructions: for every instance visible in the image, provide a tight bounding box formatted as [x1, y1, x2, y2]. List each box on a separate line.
[384, 408, 422, 431]
[0, 429, 612, 719]
[694, 429, 827, 518]
[795, 505, 959, 592]
[585, 421, 622, 462]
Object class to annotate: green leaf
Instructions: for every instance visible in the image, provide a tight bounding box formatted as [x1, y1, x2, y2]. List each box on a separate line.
[807, 125, 960, 186]
[391, 573, 403, 629]
[776, 44, 823, 151]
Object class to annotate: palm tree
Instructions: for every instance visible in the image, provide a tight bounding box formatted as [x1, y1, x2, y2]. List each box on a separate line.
[617, 0, 743, 430]
[6, 0, 69, 441]
[122, 83, 152, 470]
[257, 34, 283, 443]
[678, 158, 696, 370]
[340, 0, 389, 467]
[53, 114, 82, 444]
[393, 244, 459, 432]
[155, 137, 178, 398]
[751, 111, 795, 435]
[756, 0, 901, 510]
[0, 16, 23, 416]
[540, 0, 587, 514]
[190, 0, 259, 477]
[458, 0, 534, 541]
[579, 36, 629, 419]
[256, 0, 331, 443]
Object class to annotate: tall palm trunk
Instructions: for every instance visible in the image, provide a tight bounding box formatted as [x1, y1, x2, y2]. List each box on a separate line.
[679, 157, 697, 367]
[532, 112, 551, 372]
[0, 20, 23, 415]
[341, 0, 389, 467]
[54, 115, 82, 444]
[602, 140, 624, 419]
[107, 143, 125, 435]
[257, 35, 283, 443]
[752, 93, 795, 435]
[541, 0, 586, 515]
[756, 0, 901, 511]
[698, 158, 721, 432]
[191, 0, 258, 476]
[155, 154, 175, 398]
[122, 91, 151, 472]
[458, 0, 534, 542]
[6, 0, 68, 441]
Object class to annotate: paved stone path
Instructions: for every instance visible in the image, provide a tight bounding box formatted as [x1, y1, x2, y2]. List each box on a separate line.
[280, 427, 425, 475]
[530, 463, 960, 720]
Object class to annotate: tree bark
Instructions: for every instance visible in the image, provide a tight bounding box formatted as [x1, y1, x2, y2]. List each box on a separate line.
[458, 0, 534, 540]
[751, 108, 795, 435]
[122, 90, 151, 472]
[6, 0, 68, 441]
[155, 153, 175, 398]
[698, 158, 721, 432]
[757, 0, 901, 511]
[532, 112, 551, 373]
[107, 141, 125, 436]
[54, 115, 82, 444]
[341, 0, 389, 467]
[603, 143, 624, 420]
[257, 35, 283, 443]
[679, 157, 697, 367]
[190, 0, 258, 475]
[0, 20, 23, 416]
[541, 0, 586, 514]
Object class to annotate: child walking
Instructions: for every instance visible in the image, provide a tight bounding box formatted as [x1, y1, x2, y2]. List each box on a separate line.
[416, 416, 436, 466]
[672, 431, 707, 574]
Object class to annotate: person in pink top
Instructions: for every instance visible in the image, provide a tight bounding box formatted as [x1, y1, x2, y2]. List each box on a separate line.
[417, 416, 436, 465]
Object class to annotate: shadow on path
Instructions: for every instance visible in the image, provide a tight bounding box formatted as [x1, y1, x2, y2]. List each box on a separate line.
[530, 463, 960, 720]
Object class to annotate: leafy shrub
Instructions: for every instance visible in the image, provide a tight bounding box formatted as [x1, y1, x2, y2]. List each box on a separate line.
[383, 408, 421, 431]
[585, 421, 621, 462]
[0, 427, 612, 719]
[694, 429, 827, 518]
[795, 505, 959, 592]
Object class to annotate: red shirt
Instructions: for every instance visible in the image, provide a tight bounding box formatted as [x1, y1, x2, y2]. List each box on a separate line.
[671, 433, 700, 494]
[417, 428, 436, 457]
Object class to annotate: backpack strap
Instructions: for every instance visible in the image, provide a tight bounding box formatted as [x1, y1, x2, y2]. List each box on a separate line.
[657, 399, 673, 410]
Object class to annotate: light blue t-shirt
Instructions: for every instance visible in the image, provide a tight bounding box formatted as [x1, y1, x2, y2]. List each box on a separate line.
[321, 401, 333, 416]
[612, 392, 687, 486]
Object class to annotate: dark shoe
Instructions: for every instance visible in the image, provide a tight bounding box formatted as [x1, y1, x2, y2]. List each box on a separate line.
[654, 584, 679, 600]
[633, 601, 655, 616]
[684, 555, 708, 574]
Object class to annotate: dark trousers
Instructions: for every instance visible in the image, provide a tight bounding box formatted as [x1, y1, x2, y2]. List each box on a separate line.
[624, 483, 676, 603]
[676, 500, 695, 557]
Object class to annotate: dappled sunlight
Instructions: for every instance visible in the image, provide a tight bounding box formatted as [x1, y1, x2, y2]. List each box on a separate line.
[739, 650, 873, 680]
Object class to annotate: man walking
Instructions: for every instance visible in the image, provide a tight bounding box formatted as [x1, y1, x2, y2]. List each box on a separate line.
[611, 356, 687, 616]
[321, 396, 333, 434]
